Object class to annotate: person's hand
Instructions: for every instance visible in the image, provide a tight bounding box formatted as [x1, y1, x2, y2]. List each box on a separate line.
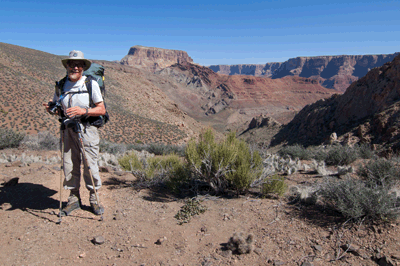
[43, 99, 56, 114]
[66, 106, 85, 117]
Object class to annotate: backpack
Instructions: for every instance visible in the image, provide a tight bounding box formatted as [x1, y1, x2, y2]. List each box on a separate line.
[55, 63, 110, 127]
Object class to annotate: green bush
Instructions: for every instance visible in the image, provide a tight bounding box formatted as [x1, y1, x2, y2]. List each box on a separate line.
[127, 142, 186, 156]
[261, 174, 288, 197]
[146, 154, 183, 178]
[174, 198, 207, 225]
[324, 145, 359, 166]
[318, 178, 399, 221]
[357, 158, 400, 189]
[118, 151, 187, 189]
[118, 152, 143, 171]
[0, 128, 25, 150]
[185, 129, 262, 194]
[357, 144, 375, 159]
[278, 144, 311, 160]
[280, 144, 374, 166]
[146, 143, 186, 156]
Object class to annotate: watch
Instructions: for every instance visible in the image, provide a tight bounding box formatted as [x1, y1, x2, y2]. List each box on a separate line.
[85, 107, 89, 116]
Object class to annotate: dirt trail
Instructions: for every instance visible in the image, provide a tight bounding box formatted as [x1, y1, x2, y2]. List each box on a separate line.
[1, 150, 400, 266]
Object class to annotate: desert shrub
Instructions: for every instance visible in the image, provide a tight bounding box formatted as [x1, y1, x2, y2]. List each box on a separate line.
[146, 154, 183, 178]
[146, 143, 186, 156]
[118, 152, 187, 189]
[318, 178, 399, 221]
[0, 128, 25, 149]
[118, 152, 143, 171]
[99, 139, 128, 155]
[357, 158, 400, 189]
[127, 142, 186, 156]
[185, 129, 262, 194]
[323, 145, 359, 166]
[227, 139, 263, 193]
[278, 144, 311, 160]
[356, 143, 375, 159]
[261, 174, 288, 197]
[174, 198, 207, 225]
[21, 131, 59, 150]
[282, 144, 374, 166]
[167, 162, 192, 194]
[38, 131, 59, 150]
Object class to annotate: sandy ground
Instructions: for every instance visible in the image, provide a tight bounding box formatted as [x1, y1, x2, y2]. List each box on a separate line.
[1, 149, 400, 266]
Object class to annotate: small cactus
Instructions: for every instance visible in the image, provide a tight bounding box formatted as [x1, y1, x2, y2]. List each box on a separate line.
[226, 232, 254, 254]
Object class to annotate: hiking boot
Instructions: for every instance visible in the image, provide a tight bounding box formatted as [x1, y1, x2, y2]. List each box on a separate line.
[90, 202, 104, 216]
[60, 199, 81, 216]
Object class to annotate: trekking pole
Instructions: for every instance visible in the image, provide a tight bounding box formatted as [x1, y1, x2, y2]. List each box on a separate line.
[56, 127, 64, 225]
[75, 123, 104, 221]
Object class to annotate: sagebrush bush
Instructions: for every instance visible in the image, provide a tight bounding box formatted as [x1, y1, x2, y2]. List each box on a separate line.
[125, 142, 186, 156]
[146, 143, 186, 156]
[185, 129, 262, 194]
[278, 144, 311, 160]
[118, 151, 187, 189]
[279, 144, 374, 166]
[318, 178, 399, 221]
[0, 128, 25, 150]
[324, 145, 359, 166]
[118, 152, 143, 171]
[146, 154, 183, 178]
[357, 144, 375, 159]
[38, 131, 59, 150]
[261, 174, 288, 197]
[357, 157, 400, 189]
[21, 131, 59, 150]
[99, 140, 128, 154]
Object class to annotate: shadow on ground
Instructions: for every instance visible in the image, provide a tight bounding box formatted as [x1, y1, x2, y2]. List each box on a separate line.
[0, 182, 59, 211]
[287, 202, 346, 228]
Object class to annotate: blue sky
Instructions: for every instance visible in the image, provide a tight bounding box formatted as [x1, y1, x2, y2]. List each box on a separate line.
[1, 0, 399, 65]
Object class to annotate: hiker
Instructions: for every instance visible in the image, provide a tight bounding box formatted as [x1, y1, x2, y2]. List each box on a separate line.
[43, 50, 106, 216]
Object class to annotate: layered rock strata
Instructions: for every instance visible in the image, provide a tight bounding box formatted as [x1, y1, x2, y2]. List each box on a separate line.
[209, 53, 399, 92]
[120, 45, 193, 72]
[271, 54, 400, 151]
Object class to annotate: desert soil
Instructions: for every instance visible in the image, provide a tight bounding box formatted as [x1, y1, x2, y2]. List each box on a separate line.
[1, 149, 400, 266]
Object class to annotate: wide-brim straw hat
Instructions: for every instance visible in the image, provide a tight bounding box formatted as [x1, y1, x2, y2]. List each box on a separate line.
[61, 50, 91, 71]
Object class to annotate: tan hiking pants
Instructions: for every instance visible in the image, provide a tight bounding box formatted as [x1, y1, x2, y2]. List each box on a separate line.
[62, 123, 102, 192]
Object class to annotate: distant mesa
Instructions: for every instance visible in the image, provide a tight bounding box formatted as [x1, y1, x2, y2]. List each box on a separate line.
[120, 45, 193, 72]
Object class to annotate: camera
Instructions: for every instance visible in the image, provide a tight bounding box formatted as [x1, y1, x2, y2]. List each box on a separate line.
[61, 118, 80, 132]
[48, 101, 62, 115]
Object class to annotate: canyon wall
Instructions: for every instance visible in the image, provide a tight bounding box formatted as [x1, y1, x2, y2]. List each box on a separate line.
[209, 53, 399, 92]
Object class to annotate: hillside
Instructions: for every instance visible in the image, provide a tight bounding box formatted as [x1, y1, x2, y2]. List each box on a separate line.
[150, 62, 336, 131]
[269, 53, 400, 152]
[0, 42, 203, 145]
[209, 53, 399, 92]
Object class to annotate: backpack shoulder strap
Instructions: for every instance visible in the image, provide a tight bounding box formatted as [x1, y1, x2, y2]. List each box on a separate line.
[55, 76, 68, 97]
[84, 75, 94, 107]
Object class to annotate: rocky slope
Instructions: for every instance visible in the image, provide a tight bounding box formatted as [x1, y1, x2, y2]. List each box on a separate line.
[120, 45, 193, 72]
[270, 53, 400, 152]
[209, 53, 399, 92]
[0, 42, 202, 145]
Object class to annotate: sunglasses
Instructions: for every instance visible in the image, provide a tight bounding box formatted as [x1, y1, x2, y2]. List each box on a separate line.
[67, 61, 85, 68]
